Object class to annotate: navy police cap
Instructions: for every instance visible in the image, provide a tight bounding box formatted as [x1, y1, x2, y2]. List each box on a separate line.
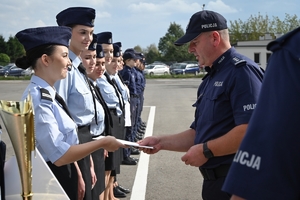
[96, 44, 105, 58]
[16, 26, 72, 51]
[123, 48, 138, 60]
[114, 42, 122, 53]
[97, 32, 113, 44]
[174, 10, 227, 46]
[88, 34, 98, 51]
[113, 43, 121, 57]
[56, 7, 95, 27]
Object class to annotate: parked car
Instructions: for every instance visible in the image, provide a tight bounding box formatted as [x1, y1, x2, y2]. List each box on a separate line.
[21, 67, 34, 76]
[0, 64, 24, 77]
[170, 63, 200, 75]
[143, 64, 169, 76]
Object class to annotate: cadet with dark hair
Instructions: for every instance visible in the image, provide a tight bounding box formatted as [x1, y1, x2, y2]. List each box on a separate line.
[16, 26, 124, 200]
[139, 10, 264, 200]
[222, 27, 300, 200]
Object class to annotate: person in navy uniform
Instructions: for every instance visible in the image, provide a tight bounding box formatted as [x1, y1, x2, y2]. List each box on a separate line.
[119, 49, 140, 163]
[222, 27, 300, 200]
[54, 7, 103, 200]
[15, 26, 125, 200]
[139, 10, 264, 200]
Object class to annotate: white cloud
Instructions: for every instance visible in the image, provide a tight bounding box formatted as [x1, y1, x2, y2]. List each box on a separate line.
[96, 11, 111, 19]
[206, 0, 238, 14]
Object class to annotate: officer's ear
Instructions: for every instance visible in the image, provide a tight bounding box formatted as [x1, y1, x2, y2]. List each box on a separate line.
[40, 54, 51, 67]
[211, 31, 221, 47]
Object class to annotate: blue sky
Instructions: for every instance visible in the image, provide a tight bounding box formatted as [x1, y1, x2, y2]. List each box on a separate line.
[0, 0, 298, 50]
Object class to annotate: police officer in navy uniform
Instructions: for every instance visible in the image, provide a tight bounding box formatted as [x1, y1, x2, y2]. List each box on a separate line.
[223, 27, 300, 200]
[15, 26, 124, 200]
[55, 7, 102, 200]
[139, 10, 264, 200]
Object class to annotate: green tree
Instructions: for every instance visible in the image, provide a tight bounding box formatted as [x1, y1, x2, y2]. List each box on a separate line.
[6, 36, 25, 62]
[0, 53, 10, 66]
[158, 22, 195, 63]
[133, 45, 142, 53]
[0, 35, 7, 54]
[229, 13, 300, 44]
[144, 44, 161, 64]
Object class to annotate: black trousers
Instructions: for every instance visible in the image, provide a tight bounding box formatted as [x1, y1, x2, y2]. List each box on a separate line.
[202, 176, 231, 200]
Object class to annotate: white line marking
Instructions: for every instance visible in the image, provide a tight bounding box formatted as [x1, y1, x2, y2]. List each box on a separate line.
[130, 106, 156, 200]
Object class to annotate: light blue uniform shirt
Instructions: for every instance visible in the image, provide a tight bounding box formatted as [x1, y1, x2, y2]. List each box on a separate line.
[54, 50, 95, 126]
[114, 73, 129, 103]
[21, 75, 78, 163]
[89, 80, 105, 136]
[97, 75, 123, 117]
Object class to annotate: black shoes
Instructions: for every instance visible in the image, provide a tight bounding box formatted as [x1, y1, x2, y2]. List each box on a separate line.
[117, 185, 130, 194]
[113, 186, 126, 198]
[131, 147, 140, 155]
[122, 157, 137, 165]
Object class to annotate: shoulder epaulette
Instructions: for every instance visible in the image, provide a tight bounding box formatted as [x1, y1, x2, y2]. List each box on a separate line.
[232, 57, 247, 68]
[40, 88, 52, 102]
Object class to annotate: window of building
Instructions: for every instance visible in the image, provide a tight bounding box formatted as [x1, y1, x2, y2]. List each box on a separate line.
[254, 53, 260, 64]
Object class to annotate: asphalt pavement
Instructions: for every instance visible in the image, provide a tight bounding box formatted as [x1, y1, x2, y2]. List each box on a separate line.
[0, 78, 204, 200]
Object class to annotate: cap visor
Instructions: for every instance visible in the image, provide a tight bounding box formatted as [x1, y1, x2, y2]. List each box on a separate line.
[174, 33, 200, 46]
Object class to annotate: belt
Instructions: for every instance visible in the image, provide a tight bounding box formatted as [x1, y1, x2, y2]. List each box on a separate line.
[199, 164, 231, 181]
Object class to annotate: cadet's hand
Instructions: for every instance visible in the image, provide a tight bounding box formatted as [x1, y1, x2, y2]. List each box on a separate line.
[181, 144, 208, 167]
[138, 136, 161, 154]
[102, 136, 127, 152]
[77, 176, 85, 200]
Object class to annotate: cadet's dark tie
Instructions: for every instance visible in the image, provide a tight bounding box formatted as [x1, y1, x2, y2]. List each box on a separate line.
[78, 63, 98, 125]
[55, 93, 73, 121]
[90, 81, 113, 135]
[106, 73, 124, 113]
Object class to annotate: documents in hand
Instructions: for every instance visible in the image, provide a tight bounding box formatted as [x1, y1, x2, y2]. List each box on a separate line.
[93, 136, 154, 149]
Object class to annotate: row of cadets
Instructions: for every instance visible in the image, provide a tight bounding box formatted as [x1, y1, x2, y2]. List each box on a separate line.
[15, 23, 124, 200]
[95, 32, 130, 199]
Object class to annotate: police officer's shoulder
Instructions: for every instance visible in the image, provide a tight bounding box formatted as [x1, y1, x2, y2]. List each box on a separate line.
[232, 56, 247, 68]
[40, 88, 53, 103]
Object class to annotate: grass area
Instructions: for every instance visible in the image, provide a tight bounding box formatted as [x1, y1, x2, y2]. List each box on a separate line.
[0, 76, 31, 80]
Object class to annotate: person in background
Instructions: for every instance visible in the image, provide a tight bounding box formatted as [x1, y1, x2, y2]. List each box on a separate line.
[222, 27, 300, 200]
[16, 26, 125, 200]
[139, 10, 263, 200]
[119, 49, 139, 165]
[55, 7, 99, 200]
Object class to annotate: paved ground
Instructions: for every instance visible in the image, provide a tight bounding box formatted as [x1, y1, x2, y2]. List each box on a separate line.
[0, 78, 204, 200]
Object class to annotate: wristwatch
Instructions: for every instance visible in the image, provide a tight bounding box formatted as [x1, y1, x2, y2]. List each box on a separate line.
[203, 142, 214, 159]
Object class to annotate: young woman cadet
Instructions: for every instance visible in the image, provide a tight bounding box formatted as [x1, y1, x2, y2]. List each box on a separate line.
[54, 7, 108, 200]
[81, 35, 111, 200]
[15, 26, 125, 200]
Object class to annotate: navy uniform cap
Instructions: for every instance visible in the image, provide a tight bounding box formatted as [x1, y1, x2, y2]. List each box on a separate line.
[123, 51, 137, 60]
[16, 26, 72, 51]
[88, 34, 98, 51]
[97, 32, 113, 44]
[113, 43, 121, 57]
[174, 10, 227, 46]
[96, 44, 105, 58]
[114, 42, 122, 53]
[56, 7, 95, 27]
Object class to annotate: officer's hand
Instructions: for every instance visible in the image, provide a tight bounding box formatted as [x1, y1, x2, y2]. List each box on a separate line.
[181, 144, 208, 167]
[102, 136, 127, 152]
[138, 136, 161, 154]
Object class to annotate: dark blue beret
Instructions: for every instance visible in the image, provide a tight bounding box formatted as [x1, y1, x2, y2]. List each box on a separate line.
[16, 26, 72, 51]
[123, 51, 137, 61]
[56, 7, 95, 27]
[88, 34, 97, 51]
[113, 43, 121, 57]
[97, 32, 113, 44]
[114, 42, 122, 52]
[96, 44, 105, 58]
